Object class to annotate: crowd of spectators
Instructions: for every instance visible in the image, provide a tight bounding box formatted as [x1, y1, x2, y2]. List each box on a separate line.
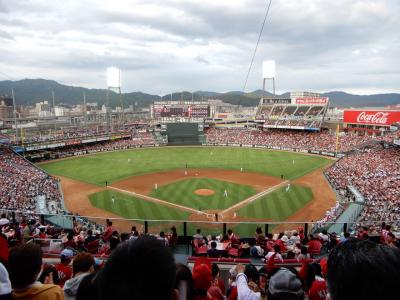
[325, 144, 400, 231]
[29, 132, 157, 161]
[205, 128, 398, 153]
[1, 214, 399, 300]
[0, 148, 63, 213]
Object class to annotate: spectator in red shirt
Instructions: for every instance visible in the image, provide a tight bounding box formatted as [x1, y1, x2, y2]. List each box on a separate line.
[307, 235, 322, 257]
[306, 262, 327, 300]
[102, 220, 114, 242]
[55, 249, 73, 288]
[227, 229, 239, 245]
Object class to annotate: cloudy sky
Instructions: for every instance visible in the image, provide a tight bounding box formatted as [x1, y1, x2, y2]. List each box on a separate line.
[0, 0, 399, 95]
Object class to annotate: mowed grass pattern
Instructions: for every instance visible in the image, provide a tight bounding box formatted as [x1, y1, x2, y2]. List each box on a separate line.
[150, 178, 257, 211]
[89, 190, 190, 220]
[237, 185, 313, 221]
[40, 147, 331, 186]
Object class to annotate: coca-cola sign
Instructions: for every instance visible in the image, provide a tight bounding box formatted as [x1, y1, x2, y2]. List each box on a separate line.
[344, 110, 400, 126]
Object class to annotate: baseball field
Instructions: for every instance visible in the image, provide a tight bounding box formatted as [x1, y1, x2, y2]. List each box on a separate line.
[40, 146, 336, 236]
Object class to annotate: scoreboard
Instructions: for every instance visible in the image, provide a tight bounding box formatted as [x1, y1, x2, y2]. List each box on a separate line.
[152, 102, 209, 118]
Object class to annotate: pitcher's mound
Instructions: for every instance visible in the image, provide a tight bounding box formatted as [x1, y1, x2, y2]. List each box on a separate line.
[194, 189, 215, 196]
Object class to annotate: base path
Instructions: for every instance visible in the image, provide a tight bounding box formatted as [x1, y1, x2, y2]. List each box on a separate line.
[58, 176, 139, 232]
[219, 180, 289, 217]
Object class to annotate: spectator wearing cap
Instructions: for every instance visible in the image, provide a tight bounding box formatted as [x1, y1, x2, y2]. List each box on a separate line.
[0, 262, 12, 300]
[235, 264, 260, 300]
[267, 268, 304, 300]
[226, 266, 238, 300]
[55, 249, 74, 288]
[8, 243, 64, 300]
[63, 252, 95, 300]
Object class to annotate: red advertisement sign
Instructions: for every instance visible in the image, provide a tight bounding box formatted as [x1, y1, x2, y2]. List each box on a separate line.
[295, 97, 329, 105]
[344, 110, 400, 126]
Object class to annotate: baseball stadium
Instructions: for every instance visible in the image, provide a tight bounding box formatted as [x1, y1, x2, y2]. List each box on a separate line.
[1, 1, 400, 299]
[1, 89, 400, 300]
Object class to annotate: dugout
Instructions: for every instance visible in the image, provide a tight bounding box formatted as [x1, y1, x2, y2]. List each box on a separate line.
[162, 122, 205, 145]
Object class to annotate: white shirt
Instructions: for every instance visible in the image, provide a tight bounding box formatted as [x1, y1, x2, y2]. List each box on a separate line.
[265, 251, 283, 262]
[236, 273, 260, 300]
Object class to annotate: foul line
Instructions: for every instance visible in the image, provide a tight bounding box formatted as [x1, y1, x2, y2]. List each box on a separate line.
[219, 180, 290, 216]
[107, 186, 213, 218]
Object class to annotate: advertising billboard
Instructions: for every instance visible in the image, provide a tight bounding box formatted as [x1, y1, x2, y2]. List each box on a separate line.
[344, 110, 400, 126]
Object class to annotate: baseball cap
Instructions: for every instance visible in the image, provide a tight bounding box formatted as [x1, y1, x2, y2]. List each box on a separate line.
[60, 249, 74, 259]
[268, 268, 304, 300]
[229, 266, 238, 278]
[0, 263, 11, 296]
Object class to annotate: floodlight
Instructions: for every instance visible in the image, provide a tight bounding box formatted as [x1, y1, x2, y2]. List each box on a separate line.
[107, 67, 121, 88]
[262, 60, 276, 79]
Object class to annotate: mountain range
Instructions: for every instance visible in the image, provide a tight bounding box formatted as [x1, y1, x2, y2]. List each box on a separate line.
[0, 79, 399, 108]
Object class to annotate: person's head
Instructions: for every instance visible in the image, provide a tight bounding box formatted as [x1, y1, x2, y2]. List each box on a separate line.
[97, 235, 177, 300]
[211, 264, 220, 279]
[0, 262, 11, 299]
[72, 252, 95, 276]
[300, 246, 308, 255]
[67, 231, 74, 240]
[328, 239, 400, 300]
[196, 229, 201, 234]
[244, 264, 259, 283]
[160, 231, 165, 238]
[274, 244, 281, 253]
[175, 263, 194, 300]
[60, 248, 74, 264]
[120, 233, 130, 242]
[8, 243, 43, 289]
[227, 229, 233, 235]
[0, 214, 5, 219]
[171, 226, 177, 234]
[256, 227, 263, 235]
[107, 221, 112, 227]
[278, 232, 284, 239]
[321, 229, 328, 235]
[387, 232, 396, 243]
[343, 231, 350, 239]
[305, 262, 322, 290]
[286, 251, 295, 259]
[267, 233, 273, 239]
[87, 229, 93, 236]
[210, 241, 217, 249]
[249, 239, 256, 247]
[267, 268, 304, 300]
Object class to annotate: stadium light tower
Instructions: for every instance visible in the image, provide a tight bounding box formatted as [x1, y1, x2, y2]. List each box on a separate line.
[262, 60, 276, 96]
[106, 67, 123, 131]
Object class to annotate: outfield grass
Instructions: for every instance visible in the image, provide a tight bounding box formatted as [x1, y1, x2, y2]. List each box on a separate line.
[40, 147, 331, 186]
[89, 190, 191, 221]
[237, 185, 313, 220]
[150, 178, 257, 210]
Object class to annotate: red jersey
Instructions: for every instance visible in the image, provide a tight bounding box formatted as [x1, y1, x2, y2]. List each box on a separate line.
[55, 263, 72, 287]
[308, 277, 328, 300]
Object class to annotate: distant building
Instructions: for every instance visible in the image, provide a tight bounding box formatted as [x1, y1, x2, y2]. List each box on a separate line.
[35, 100, 51, 117]
[0, 96, 13, 120]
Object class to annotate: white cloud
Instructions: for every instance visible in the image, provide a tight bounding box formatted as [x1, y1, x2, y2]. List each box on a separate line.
[0, 0, 399, 94]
